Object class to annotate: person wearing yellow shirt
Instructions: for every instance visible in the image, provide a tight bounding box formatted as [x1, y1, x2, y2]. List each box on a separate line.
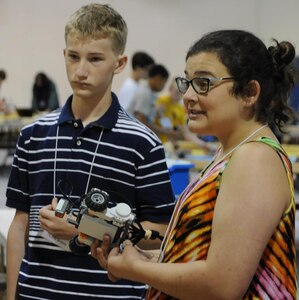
[155, 78, 216, 153]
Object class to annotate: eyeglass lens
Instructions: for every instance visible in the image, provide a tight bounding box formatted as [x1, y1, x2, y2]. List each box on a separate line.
[177, 78, 188, 93]
[192, 78, 209, 93]
[176, 77, 209, 94]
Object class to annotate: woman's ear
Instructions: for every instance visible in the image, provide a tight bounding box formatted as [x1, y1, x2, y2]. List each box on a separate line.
[114, 55, 128, 75]
[243, 80, 261, 107]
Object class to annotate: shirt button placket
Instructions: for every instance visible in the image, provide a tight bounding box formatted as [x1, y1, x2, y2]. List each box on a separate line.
[74, 121, 81, 146]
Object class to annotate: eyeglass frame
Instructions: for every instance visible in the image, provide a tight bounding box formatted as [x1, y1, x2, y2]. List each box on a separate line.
[175, 76, 234, 95]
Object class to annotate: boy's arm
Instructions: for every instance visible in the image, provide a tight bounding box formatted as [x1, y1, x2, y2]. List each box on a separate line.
[138, 221, 168, 249]
[6, 210, 29, 300]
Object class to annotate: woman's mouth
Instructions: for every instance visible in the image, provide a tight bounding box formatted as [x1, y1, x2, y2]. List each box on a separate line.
[188, 109, 206, 119]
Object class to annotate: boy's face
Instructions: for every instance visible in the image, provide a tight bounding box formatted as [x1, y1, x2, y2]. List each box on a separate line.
[64, 34, 126, 100]
[150, 76, 168, 92]
[136, 67, 150, 80]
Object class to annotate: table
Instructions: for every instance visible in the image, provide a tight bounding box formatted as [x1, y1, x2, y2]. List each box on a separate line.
[0, 114, 37, 168]
[282, 125, 299, 144]
[176, 140, 299, 174]
[0, 208, 15, 272]
[0, 114, 35, 148]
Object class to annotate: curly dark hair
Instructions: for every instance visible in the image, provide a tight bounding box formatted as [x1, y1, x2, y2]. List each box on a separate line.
[186, 30, 296, 132]
[33, 72, 51, 106]
[0, 69, 6, 81]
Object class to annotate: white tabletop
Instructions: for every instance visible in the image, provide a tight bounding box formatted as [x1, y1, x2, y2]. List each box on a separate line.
[0, 208, 15, 247]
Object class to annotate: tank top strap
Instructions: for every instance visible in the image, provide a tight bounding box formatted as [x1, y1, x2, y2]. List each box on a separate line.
[247, 136, 295, 204]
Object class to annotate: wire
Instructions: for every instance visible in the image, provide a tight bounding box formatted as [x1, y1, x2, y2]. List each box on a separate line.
[128, 221, 163, 245]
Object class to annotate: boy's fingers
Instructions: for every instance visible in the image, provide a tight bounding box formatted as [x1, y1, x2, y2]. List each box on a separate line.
[96, 247, 108, 269]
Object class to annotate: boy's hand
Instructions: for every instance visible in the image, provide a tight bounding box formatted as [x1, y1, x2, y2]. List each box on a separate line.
[39, 198, 77, 239]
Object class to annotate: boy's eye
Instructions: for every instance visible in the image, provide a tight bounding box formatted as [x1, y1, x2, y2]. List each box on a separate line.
[90, 57, 102, 62]
[68, 54, 78, 61]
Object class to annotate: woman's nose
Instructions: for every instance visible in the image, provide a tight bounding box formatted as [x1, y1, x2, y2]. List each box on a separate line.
[183, 85, 198, 105]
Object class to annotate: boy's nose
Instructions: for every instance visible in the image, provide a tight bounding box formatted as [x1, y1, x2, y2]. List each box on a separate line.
[75, 62, 88, 79]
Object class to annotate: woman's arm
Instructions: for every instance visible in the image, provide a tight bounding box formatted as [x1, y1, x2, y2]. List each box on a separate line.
[100, 142, 289, 300]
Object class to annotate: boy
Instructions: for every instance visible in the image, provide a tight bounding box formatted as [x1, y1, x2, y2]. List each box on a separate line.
[118, 51, 155, 110]
[127, 64, 169, 120]
[6, 4, 174, 299]
[128, 64, 180, 141]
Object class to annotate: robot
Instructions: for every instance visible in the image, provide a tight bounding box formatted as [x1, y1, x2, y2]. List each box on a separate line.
[55, 187, 162, 255]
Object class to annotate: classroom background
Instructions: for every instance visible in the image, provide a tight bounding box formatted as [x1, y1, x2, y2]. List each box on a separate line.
[1, 0, 299, 109]
[1, 0, 299, 298]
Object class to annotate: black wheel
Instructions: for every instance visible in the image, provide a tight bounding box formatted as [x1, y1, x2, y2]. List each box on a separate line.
[84, 189, 109, 212]
[69, 235, 90, 256]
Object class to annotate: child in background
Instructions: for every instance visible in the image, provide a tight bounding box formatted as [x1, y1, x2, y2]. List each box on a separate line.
[118, 51, 154, 110]
[155, 78, 217, 154]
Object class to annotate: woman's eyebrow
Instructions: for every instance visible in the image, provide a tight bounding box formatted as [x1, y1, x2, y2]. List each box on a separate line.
[184, 70, 215, 77]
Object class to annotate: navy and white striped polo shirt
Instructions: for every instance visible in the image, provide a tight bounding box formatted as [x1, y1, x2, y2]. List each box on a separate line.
[6, 93, 175, 299]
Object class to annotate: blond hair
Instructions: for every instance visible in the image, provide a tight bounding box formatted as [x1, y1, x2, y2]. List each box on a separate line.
[65, 3, 127, 55]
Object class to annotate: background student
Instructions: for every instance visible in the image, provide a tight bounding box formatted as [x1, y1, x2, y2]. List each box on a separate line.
[118, 51, 154, 110]
[31, 72, 59, 112]
[154, 77, 217, 153]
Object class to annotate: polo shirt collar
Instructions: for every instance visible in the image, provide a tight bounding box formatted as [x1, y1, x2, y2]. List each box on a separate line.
[58, 92, 120, 129]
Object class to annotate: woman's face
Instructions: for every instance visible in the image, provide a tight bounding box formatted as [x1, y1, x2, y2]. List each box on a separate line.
[182, 52, 242, 138]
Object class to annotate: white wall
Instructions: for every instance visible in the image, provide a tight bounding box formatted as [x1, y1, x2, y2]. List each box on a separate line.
[1, 0, 299, 108]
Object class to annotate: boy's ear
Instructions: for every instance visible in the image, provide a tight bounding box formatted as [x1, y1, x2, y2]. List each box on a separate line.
[63, 49, 66, 58]
[243, 80, 260, 107]
[114, 55, 128, 75]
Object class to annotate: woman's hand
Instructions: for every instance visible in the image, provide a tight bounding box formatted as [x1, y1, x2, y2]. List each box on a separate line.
[90, 234, 123, 281]
[91, 237, 160, 282]
[90, 234, 111, 268]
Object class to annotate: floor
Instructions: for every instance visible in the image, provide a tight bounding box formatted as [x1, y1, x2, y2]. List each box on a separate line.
[0, 150, 298, 299]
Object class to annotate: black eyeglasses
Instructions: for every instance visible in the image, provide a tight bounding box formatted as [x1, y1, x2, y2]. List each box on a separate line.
[175, 76, 234, 95]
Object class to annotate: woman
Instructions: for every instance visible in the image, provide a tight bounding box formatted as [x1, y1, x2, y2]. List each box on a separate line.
[32, 72, 59, 112]
[92, 30, 297, 299]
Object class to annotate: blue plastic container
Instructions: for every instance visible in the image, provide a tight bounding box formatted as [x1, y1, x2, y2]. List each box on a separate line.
[167, 159, 194, 196]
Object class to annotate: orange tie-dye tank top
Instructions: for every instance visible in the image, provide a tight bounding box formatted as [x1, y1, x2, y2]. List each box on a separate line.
[147, 137, 297, 299]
